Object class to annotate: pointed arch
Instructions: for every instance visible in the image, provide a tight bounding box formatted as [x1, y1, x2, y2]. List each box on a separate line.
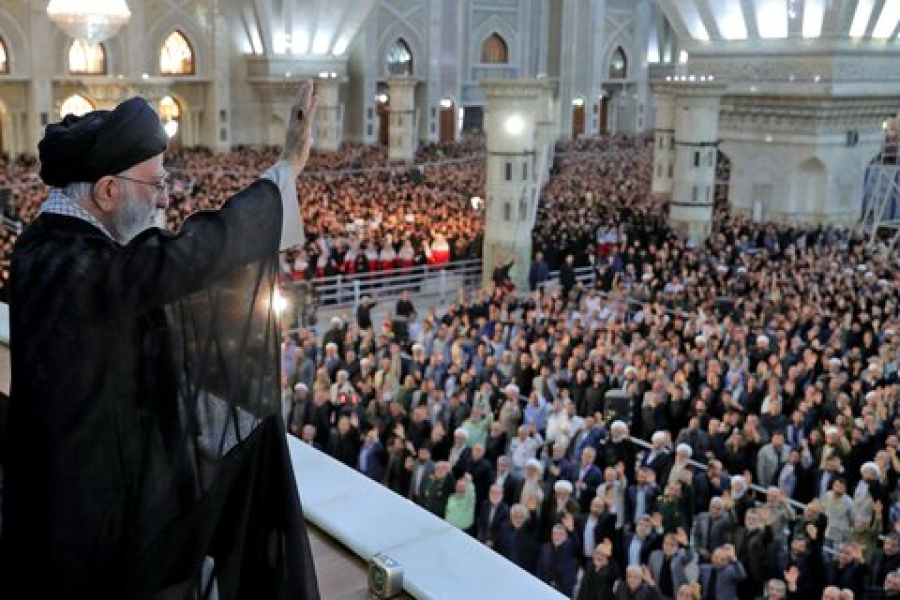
[481, 32, 509, 64]
[470, 15, 518, 69]
[0, 37, 7, 73]
[59, 94, 95, 118]
[68, 40, 106, 75]
[160, 30, 194, 75]
[386, 38, 413, 76]
[608, 46, 627, 79]
[378, 21, 423, 79]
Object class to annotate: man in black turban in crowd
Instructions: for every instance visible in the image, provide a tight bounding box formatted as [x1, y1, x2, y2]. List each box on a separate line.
[0, 82, 320, 599]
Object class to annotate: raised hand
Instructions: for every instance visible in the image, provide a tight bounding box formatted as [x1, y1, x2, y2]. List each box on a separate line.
[281, 79, 319, 172]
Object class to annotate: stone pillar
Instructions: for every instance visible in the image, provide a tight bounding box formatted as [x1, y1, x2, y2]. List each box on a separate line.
[205, 0, 231, 152]
[481, 79, 544, 292]
[315, 77, 345, 152]
[670, 85, 724, 242]
[651, 90, 675, 197]
[388, 76, 419, 162]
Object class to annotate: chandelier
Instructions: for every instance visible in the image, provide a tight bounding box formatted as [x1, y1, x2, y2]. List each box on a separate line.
[46, 0, 132, 45]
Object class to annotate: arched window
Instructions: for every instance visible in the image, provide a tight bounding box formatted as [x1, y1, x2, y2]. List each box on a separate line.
[160, 31, 194, 75]
[481, 33, 509, 64]
[68, 40, 106, 75]
[608, 46, 627, 79]
[59, 94, 95, 118]
[0, 38, 8, 73]
[387, 38, 413, 76]
[159, 95, 181, 121]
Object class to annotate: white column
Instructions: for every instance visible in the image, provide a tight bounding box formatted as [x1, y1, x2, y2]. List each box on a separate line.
[481, 79, 544, 292]
[315, 77, 345, 152]
[651, 90, 675, 197]
[205, 1, 231, 152]
[388, 76, 419, 163]
[669, 85, 724, 242]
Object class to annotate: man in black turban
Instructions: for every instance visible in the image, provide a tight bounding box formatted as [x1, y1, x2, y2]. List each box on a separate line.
[1, 86, 321, 599]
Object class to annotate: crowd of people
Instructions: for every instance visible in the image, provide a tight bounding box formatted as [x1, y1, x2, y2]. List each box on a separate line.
[279, 140, 900, 600]
[0, 135, 488, 299]
[2, 123, 898, 599]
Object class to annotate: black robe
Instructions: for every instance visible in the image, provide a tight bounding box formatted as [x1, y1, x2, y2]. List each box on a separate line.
[1, 179, 319, 599]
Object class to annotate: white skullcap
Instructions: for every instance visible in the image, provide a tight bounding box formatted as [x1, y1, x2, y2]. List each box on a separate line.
[325, 342, 338, 350]
[695, 335, 706, 345]
[651, 430, 667, 444]
[504, 383, 520, 396]
[857, 264, 868, 271]
[554, 480, 574, 494]
[736, 266, 748, 274]
[294, 382, 308, 392]
[611, 420, 628, 432]
[412, 343, 424, 352]
[526, 458, 543, 472]
[879, 279, 890, 286]
[625, 366, 637, 376]
[676, 443, 693, 457]
[757, 335, 770, 344]
[886, 329, 896, 337]
[454, 428, 469, 439]
[843, 268, 854, 275]
[862, 461, 881, 478]
[331, 316, 342, 325]
[829, 357, 842, 365]
[825, 425, 838, 435]
[716, 265, 729, 273]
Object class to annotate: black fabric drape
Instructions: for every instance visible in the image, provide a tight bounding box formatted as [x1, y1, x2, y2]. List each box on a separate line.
[1, 180, 319, 599]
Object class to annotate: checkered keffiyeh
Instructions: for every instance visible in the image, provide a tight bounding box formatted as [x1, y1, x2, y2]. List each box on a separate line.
[40, 187, 115, 240]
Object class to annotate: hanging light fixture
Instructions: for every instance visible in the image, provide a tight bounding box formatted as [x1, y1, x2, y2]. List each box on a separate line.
[46, 0, 132, 45]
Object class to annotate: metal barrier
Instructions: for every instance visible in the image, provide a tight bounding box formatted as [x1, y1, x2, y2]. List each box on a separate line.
[279, 259, 483, 331]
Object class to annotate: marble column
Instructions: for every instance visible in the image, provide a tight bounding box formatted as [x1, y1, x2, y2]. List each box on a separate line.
[480, 79, 545, 292]
[315, 77, 346, 152]
[651, 90, 675, 197]
[669, 84, 724, 242]
[388, 76, 419, 162]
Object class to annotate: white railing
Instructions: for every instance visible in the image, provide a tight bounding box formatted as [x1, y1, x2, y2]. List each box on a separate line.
[280, 259, 483, 329]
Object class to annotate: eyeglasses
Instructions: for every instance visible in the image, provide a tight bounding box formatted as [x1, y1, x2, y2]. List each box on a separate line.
[111, 174, 170, 195]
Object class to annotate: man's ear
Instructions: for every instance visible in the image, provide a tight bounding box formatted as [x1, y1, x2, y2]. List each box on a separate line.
[91, 176, 118, 213]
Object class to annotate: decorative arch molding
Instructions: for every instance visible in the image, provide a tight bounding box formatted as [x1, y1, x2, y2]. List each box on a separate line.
[601, 36, 633, 80]
[377, 24, 424, 79]
[146, 18, 207, 77]
[470, 15, 518, 67]
[0, 6, 27, 76]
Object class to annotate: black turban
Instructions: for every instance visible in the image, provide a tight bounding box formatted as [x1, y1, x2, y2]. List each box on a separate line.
[38, 96, 168, 188]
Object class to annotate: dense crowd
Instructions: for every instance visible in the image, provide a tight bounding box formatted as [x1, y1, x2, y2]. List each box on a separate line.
[280, 140, 900, 600]
[0, 135, 488, 298]
[3, 127, 898, 599]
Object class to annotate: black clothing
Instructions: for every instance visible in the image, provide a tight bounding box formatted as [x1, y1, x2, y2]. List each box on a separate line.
[2, 179, 318, 598]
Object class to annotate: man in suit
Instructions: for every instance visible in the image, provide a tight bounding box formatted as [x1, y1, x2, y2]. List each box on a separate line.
[648, 531, 697, 600]
[618, 514, 663, 569]
[569, 445, 603, 513]
[465, 443, 495, 511]
[537, 523, 579, 596]
[756, 430, 791, 488]
[625, 466, 659, 528]
[692, 496, 736, 563]
[574, 495, 618, 568]
[357, 427, 386, 482]
[476, 484, 510, 550]
[698, 544, 746, 600]
[408, 444, 435, 503]
[493, 455, 521, 507]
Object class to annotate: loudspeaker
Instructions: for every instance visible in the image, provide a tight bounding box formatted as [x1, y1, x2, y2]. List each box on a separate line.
[368, 553, 403, 598]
